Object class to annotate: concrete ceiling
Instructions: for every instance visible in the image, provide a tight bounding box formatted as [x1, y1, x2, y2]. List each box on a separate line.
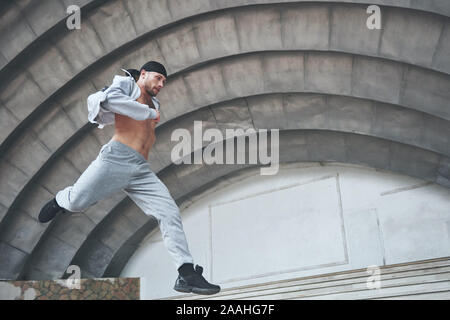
[0, 0, 449, 280]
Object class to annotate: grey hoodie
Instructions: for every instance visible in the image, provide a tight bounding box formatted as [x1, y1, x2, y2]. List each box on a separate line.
[87, 70, 160, 129]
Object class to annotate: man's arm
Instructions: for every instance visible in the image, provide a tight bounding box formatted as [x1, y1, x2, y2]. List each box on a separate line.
[100, 76, 158, 120]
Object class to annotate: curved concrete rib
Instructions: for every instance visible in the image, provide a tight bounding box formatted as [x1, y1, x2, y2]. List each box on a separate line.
[1, 0, 450, 75]
[14, 98, 450, 279]
[32, 130, 450, 279]
[1, 2, 449, 150]
[0, 0, 104, 72]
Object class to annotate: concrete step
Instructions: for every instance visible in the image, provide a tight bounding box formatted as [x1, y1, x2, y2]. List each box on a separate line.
[168, 257, 450, 300]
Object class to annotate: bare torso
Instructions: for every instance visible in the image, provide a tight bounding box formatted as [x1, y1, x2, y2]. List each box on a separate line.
[111, 94, 157, 161]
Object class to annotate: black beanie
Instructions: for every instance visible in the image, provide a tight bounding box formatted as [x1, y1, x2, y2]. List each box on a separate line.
[140, 61, 167, 78]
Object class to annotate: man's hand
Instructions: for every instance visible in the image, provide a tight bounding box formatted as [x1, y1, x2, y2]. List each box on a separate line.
[153, 109, 160, 123]
[136, 94, 160, 122]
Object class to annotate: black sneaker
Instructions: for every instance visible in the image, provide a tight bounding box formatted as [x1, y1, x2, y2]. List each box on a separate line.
[174, 265, 221, 295]
[38, 198, 66, 223]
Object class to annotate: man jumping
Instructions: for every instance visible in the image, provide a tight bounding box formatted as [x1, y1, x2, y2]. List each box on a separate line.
[38, 61, 221, 296]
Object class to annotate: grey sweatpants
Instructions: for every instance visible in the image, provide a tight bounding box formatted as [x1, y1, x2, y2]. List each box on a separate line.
[55, 139, 194, 269]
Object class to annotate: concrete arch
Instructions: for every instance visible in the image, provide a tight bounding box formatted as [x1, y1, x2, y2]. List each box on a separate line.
[1, 50, 449, 237]
[1, 2, 450, 150]
[1, 0, 450, 282]
[13, 96, 450, 279]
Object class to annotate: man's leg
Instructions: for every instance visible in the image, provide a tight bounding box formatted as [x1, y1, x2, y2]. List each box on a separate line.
[124, 164, 220, 295]
[39, 143, 133, 223]
[56, 144, 133, 212]
[124, 168, 193, 269]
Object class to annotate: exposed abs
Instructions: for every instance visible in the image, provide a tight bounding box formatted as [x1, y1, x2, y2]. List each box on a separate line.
[112, 113, 156, 160]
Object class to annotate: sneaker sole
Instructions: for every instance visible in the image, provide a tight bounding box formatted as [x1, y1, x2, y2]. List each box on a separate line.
[174, 285, 220, 295]
[192, 287, 220, 295]
[38, 199, 66, 223]
[174, 285, 192, 294]
[38, 210, 57, 223]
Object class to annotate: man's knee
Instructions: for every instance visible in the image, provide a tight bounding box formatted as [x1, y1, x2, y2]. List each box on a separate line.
[167, 200, 181, 217]
[64, 190, 94, 212]
[153, 199, 181, 221]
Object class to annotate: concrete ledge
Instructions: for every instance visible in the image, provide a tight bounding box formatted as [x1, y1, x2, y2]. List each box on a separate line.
[0, 277, 139, 300]
[165, 257, 450, 300]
